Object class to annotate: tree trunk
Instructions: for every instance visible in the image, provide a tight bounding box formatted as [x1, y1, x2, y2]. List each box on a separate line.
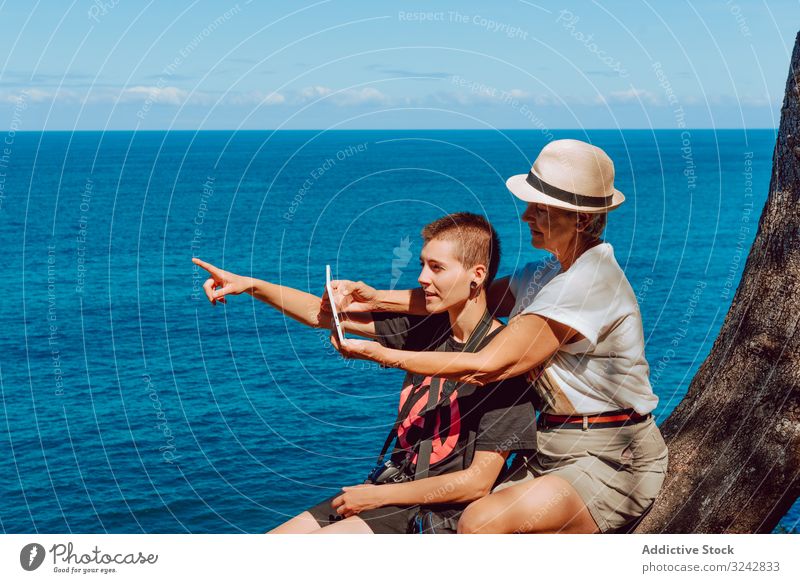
[636, 32, 800, 533]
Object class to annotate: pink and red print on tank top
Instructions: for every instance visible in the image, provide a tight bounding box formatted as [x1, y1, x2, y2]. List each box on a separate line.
[396, 376, 460, 465]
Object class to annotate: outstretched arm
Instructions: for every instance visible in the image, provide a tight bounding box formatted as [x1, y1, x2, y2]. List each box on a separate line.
[331, 450, 509, 517]
[249, 279, 378, 338]
[193, 258, 377, 338]
[247, 277, 331, 329]
[334, 314, 578, 385]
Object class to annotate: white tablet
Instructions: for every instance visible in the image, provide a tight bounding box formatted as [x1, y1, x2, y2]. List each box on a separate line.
[326, 265, 346, 344]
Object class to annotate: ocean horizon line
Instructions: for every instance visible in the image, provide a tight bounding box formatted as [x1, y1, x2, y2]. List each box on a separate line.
[11, 127, 779, 133]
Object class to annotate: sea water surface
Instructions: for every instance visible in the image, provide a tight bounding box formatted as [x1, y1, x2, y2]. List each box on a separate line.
[0, 129, 796, 533]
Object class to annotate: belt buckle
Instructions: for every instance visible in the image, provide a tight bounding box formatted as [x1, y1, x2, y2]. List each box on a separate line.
[582, 415, 588, 431]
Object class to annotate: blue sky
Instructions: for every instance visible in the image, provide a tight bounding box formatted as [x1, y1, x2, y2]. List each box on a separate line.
[1, 0, 797, 130]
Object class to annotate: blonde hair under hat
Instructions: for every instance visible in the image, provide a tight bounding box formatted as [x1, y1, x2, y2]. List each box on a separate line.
[505, 139, 625, 213]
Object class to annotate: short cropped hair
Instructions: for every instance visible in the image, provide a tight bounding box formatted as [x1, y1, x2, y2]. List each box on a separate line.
[421, 212, 501, 289]
[581, 212, 607, 240]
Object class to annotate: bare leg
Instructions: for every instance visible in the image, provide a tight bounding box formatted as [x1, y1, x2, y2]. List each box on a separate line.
[458, 475, 600, 534]
[268, 511, 324, 534]
[269, 511, 375, 534]
[311, 516, 374, 534]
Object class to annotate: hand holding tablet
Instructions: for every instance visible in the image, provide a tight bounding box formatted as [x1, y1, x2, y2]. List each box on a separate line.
[326, 265, 346, 344]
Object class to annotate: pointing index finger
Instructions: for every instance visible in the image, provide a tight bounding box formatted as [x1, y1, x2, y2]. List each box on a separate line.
[192, 257, 221, 277]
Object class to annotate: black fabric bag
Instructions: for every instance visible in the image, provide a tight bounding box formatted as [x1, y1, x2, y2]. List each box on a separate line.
[413, 507, 463, 534]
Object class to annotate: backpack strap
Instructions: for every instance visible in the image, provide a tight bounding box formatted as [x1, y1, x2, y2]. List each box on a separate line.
[374, 374, 428, 466]
[412, 376, 442, 480]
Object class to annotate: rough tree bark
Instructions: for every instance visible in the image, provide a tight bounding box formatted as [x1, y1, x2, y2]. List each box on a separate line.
[636, 32, 800, 533]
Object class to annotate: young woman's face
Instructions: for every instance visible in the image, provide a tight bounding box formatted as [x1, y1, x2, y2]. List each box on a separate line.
[417, 238, 477, 313]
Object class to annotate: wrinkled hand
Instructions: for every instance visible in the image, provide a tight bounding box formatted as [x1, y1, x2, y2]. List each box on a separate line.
[321, 280, 378, 313]
[192, 257, 253, 305]
[331, 484, 385, 518]
[330, 333, 385, 363]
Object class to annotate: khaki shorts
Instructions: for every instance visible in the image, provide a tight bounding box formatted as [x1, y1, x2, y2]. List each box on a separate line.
[494, 416, 668, 533]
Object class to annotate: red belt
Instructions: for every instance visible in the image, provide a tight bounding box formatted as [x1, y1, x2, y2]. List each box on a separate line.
[540, 408, 651, 430]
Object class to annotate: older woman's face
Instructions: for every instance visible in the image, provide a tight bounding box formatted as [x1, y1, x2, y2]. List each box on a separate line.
[521, 202, 578, 252]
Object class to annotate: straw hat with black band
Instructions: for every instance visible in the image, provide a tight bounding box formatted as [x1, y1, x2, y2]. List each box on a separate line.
[505, 139, 625, 213]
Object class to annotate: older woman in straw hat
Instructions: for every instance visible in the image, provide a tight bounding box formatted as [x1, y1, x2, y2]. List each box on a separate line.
[330, 139, 668, 533]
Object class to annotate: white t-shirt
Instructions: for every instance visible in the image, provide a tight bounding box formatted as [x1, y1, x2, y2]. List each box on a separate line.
[508, 243, 658, 415]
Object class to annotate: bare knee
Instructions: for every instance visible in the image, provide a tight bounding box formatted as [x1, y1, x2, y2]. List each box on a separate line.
[268, 511, 322, 534]
[312, 516, 373, 534]
[459, 476, 600, 534]
[458, 500, 501, 534]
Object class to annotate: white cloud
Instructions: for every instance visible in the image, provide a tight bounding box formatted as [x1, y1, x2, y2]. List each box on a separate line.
[295, 85, 389, 106]
[120, 85, 188, 105]
[1, 84, 389, 108]
[298, 85, 333, 101]
[261, 91, 285, 105]
[505, 89, 531, 100]
[26, 88, 63, 102]
[598, 88, 662, 106]
[331, 87, 389, 106]
[428, 87, 561, 107]
[19, 83, 769, 113]
[0, 88, 81, 103]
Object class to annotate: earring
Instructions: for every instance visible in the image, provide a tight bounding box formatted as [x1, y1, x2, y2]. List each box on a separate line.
[470, 282, 477, 290]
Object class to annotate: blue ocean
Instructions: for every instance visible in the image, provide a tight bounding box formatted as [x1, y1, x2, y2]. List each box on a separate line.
[0, 129, 796, 533]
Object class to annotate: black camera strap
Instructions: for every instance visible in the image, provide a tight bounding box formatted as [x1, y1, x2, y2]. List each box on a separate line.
[414, 309, 493, 479]
[374, 379, 433, 467]
[374, 309, 494, 479]
[413, 375, 444, 480]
